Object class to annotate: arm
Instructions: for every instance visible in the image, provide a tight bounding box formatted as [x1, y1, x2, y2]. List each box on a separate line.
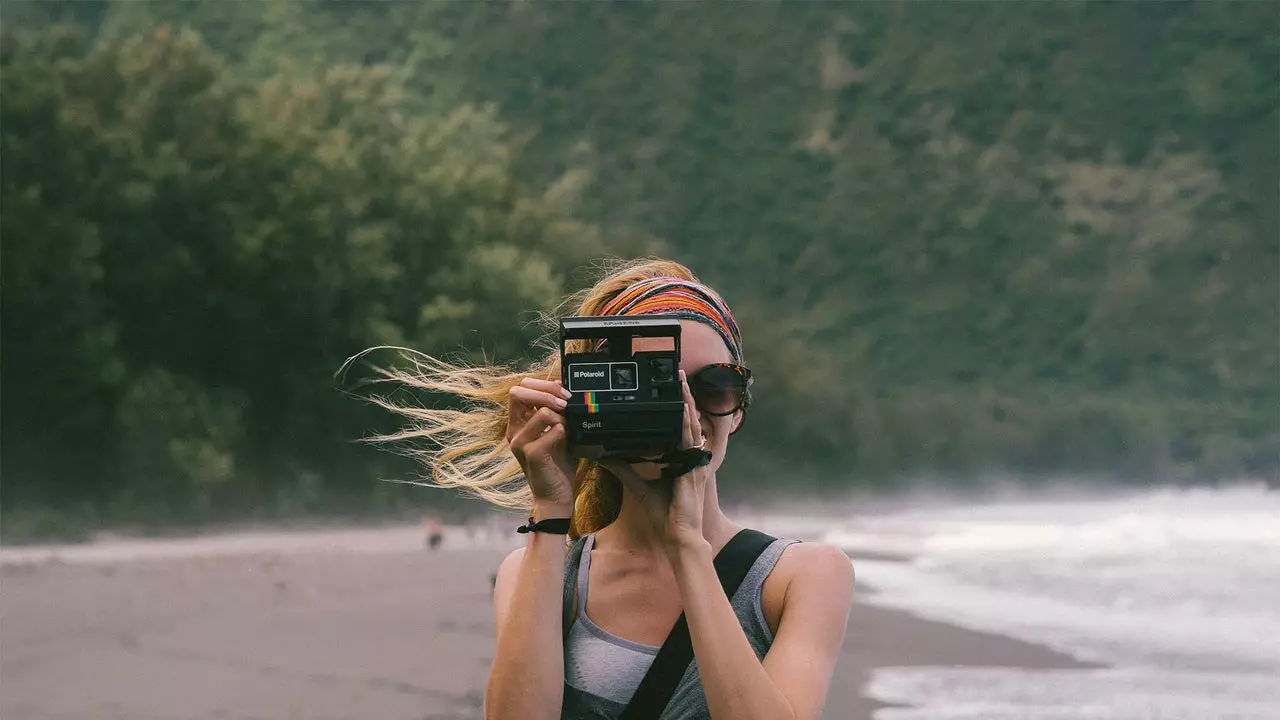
[486, 378, 577, 719]
[484, 501, 572, 720]
[672, 541, 855, 720]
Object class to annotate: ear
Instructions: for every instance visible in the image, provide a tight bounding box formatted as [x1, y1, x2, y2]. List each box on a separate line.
[728, 409, 745, 436]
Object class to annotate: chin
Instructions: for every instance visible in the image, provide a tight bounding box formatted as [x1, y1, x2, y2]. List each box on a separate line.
[628, 461, 664, 481]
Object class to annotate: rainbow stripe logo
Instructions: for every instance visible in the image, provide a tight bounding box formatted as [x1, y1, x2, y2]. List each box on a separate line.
[583, 392, 600, 414]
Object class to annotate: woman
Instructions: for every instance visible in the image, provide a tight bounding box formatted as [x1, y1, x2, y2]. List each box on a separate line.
[368, 259, 854, 719]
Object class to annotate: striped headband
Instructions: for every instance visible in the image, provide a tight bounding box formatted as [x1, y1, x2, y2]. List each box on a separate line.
[598, 277, 743, 363]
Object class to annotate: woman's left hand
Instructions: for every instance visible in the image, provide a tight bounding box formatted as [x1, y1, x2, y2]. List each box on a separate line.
[602, 369, 709, 550]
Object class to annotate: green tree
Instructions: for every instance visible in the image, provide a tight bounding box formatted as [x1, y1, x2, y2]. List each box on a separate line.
[1, 22, 603, 534]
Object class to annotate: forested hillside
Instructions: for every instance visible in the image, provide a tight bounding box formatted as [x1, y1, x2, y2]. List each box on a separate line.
[3, 1, 1276, 539]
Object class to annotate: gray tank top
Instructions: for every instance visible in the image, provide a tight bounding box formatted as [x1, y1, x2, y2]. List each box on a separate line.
[560, 532, 797, 719]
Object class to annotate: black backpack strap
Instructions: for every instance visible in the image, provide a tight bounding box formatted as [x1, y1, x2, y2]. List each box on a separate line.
[619, 528, 777, 720]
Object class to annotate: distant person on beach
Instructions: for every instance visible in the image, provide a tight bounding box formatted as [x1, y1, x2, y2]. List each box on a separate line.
[361, 259, 855, 719]
[423, 516, 443, 550]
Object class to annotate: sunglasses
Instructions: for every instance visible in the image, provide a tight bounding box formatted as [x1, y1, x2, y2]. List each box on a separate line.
[687, 363, 752, 417]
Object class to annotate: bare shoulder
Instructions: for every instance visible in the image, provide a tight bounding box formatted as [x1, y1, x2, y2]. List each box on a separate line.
[491, 546, 527, 629]
[493, 546, 527, 593]
[758, 542, 857, 718]
[778, 541, 855, 596]
[761, 541, 855, 634]
[497, 545, 527, 578]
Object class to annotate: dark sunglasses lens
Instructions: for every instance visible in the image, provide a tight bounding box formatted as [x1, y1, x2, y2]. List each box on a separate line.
[691, 366, 747, 415]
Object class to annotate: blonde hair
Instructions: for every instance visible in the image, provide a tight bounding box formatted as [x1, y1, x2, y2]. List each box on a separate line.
[344, 257, 714, 539]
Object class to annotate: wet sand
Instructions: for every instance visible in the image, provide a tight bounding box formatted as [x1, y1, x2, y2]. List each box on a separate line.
[1, 535, 1093, 720]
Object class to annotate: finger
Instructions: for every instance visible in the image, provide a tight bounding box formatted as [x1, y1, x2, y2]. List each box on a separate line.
[509, 385, 569, 413]
[679, 370, 701, 449]
[521, 422, 567, 469]
[509, 406, 564, 460]
[520, 377, 573, 399]
[506, 386, 568, 442]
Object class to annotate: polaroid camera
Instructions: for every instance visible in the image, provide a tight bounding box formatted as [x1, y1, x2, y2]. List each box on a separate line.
[559, 315, 686, 460]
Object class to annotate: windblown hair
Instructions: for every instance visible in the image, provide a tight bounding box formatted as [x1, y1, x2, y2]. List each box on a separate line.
[342, 258, 725, 539]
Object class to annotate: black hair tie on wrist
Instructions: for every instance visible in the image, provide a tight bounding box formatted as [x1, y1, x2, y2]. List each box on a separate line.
[517, 517, 571, 535]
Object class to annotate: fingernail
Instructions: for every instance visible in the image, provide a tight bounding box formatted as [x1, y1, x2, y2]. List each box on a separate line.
[560, 387, 573, 399]
[679, 369, 686, 381]
[554, 397, 568, 409]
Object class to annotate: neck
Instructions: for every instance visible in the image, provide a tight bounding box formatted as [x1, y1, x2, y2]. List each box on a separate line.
[598, 472, 738, 556]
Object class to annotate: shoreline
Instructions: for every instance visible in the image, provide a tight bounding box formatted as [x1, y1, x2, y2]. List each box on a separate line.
[832, 599, 1101, 719]
[833, 552, 1100, 719]
[2, 535, 1097, 720]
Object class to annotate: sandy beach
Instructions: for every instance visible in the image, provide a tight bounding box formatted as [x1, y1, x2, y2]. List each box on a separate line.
[1, 529, 1095, 720]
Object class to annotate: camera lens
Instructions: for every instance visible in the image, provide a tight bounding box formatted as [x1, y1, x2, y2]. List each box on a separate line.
[650, 358, 674, 383]
[612, 365, 636, 390]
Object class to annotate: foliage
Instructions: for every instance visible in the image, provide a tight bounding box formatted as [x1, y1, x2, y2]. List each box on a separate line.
[1, 2, 1275, 539]
[1, 20, 601, 534]
[421, 2, 1278, 486]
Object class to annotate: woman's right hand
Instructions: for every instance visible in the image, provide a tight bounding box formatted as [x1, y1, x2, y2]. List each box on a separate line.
[506, 377, 576, 509]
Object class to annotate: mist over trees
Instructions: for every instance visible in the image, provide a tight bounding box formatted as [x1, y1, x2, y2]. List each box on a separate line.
[3, 1, 1276, 539]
